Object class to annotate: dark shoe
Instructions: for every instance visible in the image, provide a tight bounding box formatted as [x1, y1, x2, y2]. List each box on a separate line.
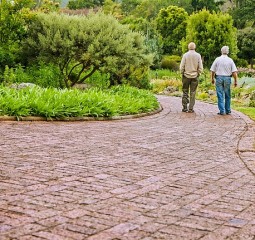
[226, 111, 231, 115]
[188, 109, 194, 113]
[182, 109, 188, 112]
[217, 112, 226, 115]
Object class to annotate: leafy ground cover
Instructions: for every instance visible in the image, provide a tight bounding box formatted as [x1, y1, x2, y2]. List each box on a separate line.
[0, 85, 159, 119]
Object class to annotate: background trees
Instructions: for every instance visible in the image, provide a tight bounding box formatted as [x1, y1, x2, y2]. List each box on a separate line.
[1, 0, 254, 90]
[191, 0, 224, 12]
[156, 6, 188, 55]
[230, 0, 255, 29]
[237, 27, 255, 68]
[183, 9, 237, 66]
[0, 0, 35, 69]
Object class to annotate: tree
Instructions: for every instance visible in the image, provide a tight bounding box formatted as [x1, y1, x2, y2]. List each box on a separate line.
[0, 0, 35, 71]
[156, 5, 188, 55]
[183, 9, 237, 66]
[237, 27, 255, 68]
[132, 0, 177, 20]
[230, 0, 255, 28]
[67, 0, 103, 10]
[23, 12, 152, 88]
[121, 16, 163, 68]
[102, 0, 122, 19]
[120, 0, 141, 15]
[191, 0, 224, 12]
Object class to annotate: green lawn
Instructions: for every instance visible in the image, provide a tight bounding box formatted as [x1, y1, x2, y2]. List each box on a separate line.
[233, 106, 255, 121]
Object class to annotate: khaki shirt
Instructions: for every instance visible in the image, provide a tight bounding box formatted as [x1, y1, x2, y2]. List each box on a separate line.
[180, 50, 203, 78]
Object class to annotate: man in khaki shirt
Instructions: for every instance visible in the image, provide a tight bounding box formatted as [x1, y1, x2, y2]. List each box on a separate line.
[180, 42, 203, 112]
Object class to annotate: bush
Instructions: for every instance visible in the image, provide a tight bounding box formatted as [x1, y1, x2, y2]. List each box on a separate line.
[122, 66, 151, 89]
[249, 100, 255, 107]
[161, 55, 181, 71]
[2, 63, 63, 88]
[23, 12, 152, 88]
[235, 58, 249, 68]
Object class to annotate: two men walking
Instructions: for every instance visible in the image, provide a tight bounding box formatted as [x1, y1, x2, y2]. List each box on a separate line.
[180, 43, 238, 115]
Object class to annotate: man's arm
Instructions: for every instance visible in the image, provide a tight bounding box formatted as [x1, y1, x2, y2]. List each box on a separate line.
[211, 71, 216, 85]
[232, 71, 238, 87]
[198, 56, 203, 75]
[179, 55, 186, 74]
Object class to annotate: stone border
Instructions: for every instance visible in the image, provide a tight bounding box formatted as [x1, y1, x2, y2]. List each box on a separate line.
[0, 105, 163, 122]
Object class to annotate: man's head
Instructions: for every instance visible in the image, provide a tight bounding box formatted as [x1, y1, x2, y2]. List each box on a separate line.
[221, 46, 229, 55]
[188, 42, 196, 50]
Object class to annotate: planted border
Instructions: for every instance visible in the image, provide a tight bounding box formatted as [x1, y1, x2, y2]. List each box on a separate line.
[0, 85, 160, 120]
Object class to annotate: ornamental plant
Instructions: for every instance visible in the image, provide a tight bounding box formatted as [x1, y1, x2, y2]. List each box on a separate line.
[23, 12, 153, 88]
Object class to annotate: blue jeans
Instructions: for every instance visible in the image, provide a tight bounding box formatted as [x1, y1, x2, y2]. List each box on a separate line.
[215, 76, 232, 114]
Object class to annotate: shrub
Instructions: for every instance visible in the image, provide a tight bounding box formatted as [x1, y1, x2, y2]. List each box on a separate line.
[235, 58, 249, 68]
[23, 12, 152, 88]
[2, 63, 63, 88]
[161, 55, 181, 71]
[249, 100, 255, 107]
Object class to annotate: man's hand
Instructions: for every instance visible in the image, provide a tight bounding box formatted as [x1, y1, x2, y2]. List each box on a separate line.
[211, 79, 215, 85]
[234, 82, 237, 87]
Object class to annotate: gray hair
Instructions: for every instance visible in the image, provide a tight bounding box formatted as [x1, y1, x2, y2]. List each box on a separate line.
[221, 46, 229, 54]
[188, 42, 196, 50]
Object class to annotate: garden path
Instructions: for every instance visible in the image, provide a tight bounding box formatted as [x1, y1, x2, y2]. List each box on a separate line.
[0, 96, 255, 240]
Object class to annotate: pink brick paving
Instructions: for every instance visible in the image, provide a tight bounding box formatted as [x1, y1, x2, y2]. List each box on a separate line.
[0, 95, 254, 240]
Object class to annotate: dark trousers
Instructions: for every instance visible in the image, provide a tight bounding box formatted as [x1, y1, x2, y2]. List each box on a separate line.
[182, 76, 198, 110]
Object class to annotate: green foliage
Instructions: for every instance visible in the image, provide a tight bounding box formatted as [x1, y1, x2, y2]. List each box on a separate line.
[0, 85, 159, 118]
[2, 63, 63, 88]
[121, 16, 163, 69]
[149, 69, 182, 93]
[161, 55, 181, 70]
[234, 58, 249, 68]
[234, 106, 255, 121]
[237, 27, 255, 68]
[183, 9, 237, 66]
[121, 0, 141, 15]
[156, 5, 188, 55]
[123, 66, 151, 89]
[0, 0, 35, 70]
[132, 0, 179, 20]
[230, 0, 255, 29]
[23, 12, 152, 88]
[68, 0, 103, 9]
[36, 0, 61, 12]
[102, 0, 122, 19]
[85, 70, 110, 89]
[249, 100, 255, 107]
[191, 0, 224, 12]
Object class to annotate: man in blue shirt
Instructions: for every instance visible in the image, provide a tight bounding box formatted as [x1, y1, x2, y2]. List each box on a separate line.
[210, 46, 238, 115]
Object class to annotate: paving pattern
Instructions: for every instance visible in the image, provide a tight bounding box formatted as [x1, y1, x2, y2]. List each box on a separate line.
[0, 96, 255, 240]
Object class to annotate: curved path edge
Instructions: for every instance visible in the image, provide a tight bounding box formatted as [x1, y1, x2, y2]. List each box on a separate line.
[236, 113, 255, 176]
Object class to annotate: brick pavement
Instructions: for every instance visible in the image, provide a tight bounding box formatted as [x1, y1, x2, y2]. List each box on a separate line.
[0, 96, 255, 240]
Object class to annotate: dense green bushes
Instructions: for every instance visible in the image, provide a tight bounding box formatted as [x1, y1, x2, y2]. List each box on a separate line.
[3, 63, 63, 88]
[22, 12, 152, 89]
[161, 55, 181, 70]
